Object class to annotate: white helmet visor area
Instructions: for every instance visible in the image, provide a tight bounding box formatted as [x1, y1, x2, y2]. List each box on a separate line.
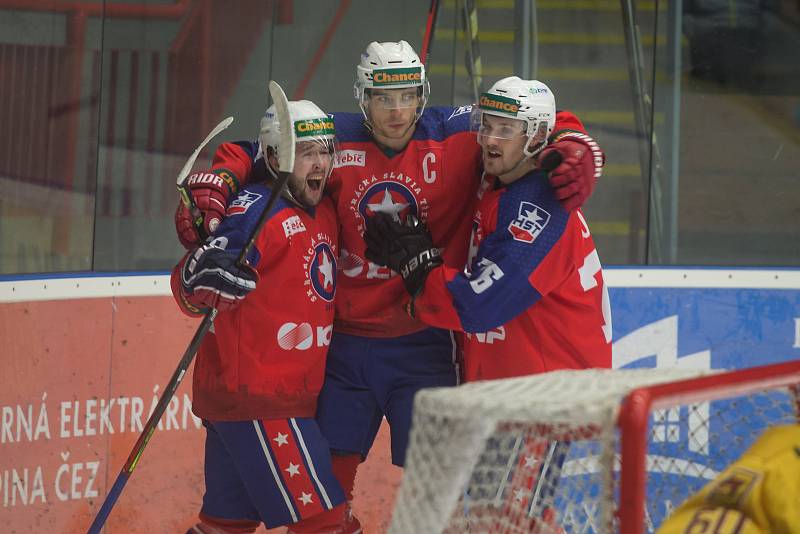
[363, 86, 424, 110]
[470, 107, 527, 142]
[355, 62, 430, 125]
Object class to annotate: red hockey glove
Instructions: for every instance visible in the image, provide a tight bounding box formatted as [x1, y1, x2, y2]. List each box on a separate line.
[180, 244, 258, 312]
[175, 202, 202, 250]
[538, 132, 605, 211]
[175, 169, 240, 249]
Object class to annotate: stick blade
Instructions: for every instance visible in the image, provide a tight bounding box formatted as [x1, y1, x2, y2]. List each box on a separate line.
[176, 116, 234, 186]
[268, 81, 296, 174]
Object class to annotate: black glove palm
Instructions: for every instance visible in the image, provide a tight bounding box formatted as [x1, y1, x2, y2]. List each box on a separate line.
[364, 213, 442, 297]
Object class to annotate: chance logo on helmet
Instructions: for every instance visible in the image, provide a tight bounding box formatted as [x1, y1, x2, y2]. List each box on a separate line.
[479, 94, 521, 116]
[371, 67, 423, 87]
[295, 117, 335, 138]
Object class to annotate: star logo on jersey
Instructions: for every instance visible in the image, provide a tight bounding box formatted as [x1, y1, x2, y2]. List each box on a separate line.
[302, 233, 336, 304]
[508, 201, 550, 243]
[227, 190, 263, 216]
[358, 182, 418, 223]
[308, 242, 336, 302]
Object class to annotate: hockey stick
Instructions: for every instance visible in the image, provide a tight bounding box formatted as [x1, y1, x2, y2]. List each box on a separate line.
[420, 0, 441, 65]
[177, 115, 235, 232]
[86, 81, 295, 534]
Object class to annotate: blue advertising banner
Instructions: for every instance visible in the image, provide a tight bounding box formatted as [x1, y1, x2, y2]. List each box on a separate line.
[600, 269, 800, 530]
[611, 287, 799, 372]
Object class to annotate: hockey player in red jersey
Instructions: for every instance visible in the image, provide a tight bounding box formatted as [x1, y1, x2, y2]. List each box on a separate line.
[365, 76, 610, 533]
[173, 100, 359, 534]
[173, 41, 605, 505]
[365, 75, 611, 380]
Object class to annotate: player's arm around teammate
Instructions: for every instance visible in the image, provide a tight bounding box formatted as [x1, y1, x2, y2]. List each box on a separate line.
[365, 77, 611, 381]
[172, 101, 359, 534]
[170, 40, 610, 516]
[173, 43, 605, 253]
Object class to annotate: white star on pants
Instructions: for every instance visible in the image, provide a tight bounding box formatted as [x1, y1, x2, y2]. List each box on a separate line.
[273, 432, 289, 447]
[285, 462, 301, 478]
[299, 492, 314, 505]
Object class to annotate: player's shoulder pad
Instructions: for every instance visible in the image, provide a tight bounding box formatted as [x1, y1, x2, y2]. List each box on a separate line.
[412, 106, 472, 142]
[506, 169, 568, 217]
[332, 112, 372, 143]
[228, 140, 260, 161]
[496, 170, 570, 246]
[745, 424, 800, 465]
[224, 183, 294, 230]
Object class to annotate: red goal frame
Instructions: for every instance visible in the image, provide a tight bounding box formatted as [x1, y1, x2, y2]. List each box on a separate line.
[616, 359, 800, 534]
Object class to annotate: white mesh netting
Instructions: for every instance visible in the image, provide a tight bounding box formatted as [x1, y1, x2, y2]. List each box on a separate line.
[389, 367, 799, 534]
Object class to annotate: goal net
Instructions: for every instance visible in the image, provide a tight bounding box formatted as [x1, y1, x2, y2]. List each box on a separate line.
[389, 361, 800, 534]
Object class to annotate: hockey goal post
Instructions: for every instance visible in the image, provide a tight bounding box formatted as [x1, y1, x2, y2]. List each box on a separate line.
[389, 360, 800, 534]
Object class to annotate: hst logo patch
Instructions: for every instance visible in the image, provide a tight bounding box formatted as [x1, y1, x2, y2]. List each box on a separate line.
[227, 190, 262, 216]
[508, 202, 550, 243]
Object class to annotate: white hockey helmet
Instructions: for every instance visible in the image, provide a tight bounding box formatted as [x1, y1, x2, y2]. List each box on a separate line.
[471, 76, 556, 157]
[354, 40, 430, 122]
[260, 99, 336, 155]
[259, 100, 337, 204]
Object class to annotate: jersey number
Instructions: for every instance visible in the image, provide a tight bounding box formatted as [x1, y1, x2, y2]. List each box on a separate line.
[470, 258, 504, 294]
[682, 506, 748, 534]
[578, 249, 612, 343]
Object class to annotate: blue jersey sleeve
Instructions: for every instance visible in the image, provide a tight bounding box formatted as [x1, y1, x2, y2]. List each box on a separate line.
[443, 171, 571, 333]
[231, 139, 260, 160]
[209, 184, 293, 269]
[332, 112, 372, 143]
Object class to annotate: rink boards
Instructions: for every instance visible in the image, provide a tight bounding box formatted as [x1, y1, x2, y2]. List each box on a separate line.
[1, 268, 799, 533]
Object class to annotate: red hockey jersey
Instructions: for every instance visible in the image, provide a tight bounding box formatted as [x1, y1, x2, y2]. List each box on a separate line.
[172, 179, 338, 420]
[188, 107, 587, 339]
[412, 171, 612, 381]
[329, 107, 586, 337]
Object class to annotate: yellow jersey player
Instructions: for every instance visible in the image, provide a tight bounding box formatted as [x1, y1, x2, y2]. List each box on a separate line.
[657, 424, 800, 534]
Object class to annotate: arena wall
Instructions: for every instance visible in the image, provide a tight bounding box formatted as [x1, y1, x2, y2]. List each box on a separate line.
[1, 269, 798, 533]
